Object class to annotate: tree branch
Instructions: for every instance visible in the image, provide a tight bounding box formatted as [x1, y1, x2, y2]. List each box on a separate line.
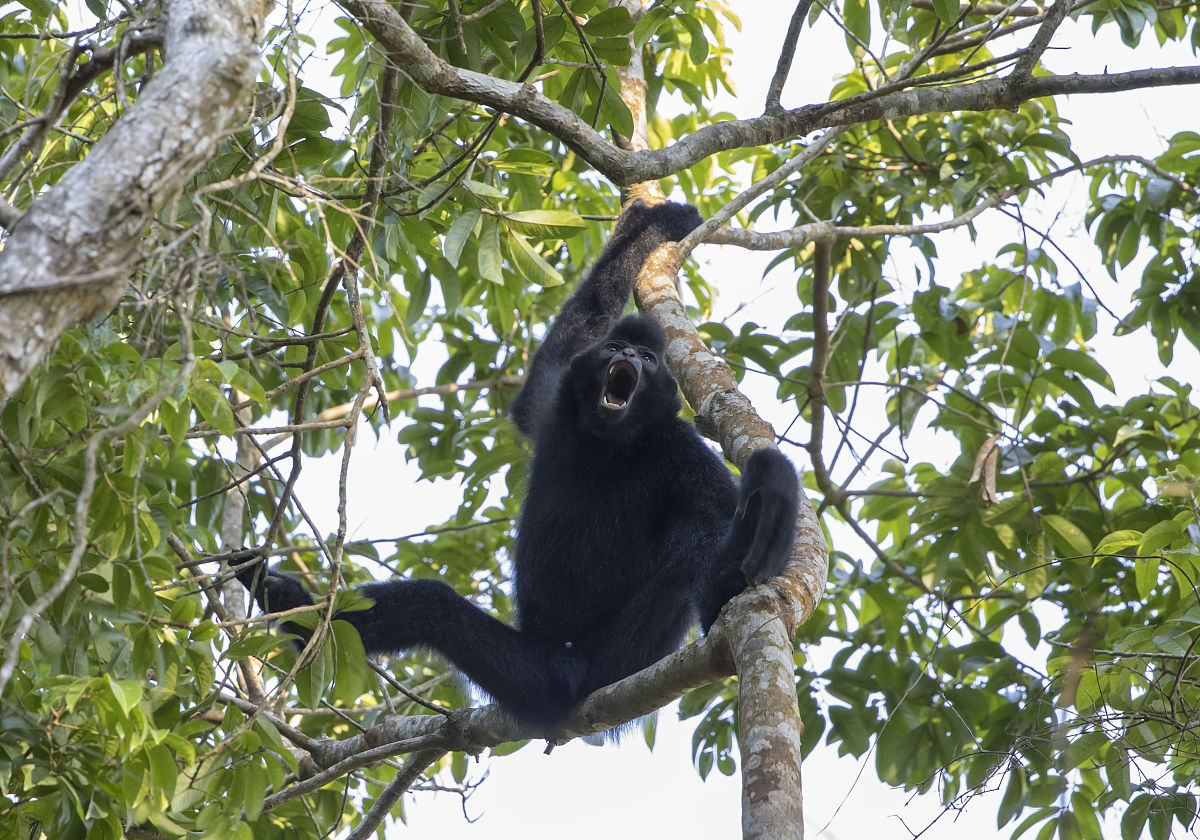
[805, 233, 837, 504]
[327, 2, 1200, 188]
[765, 0, 815, 111]
[1011, 0, 1071, 77]
[0, 0, 268, 406]
[335, 0, 632, 180]
[345, 749, 448, 840]
[260, 628, 732, 809]
[704, 155, 1191, 250]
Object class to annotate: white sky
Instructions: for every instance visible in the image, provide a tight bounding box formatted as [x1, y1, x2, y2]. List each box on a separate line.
[274, 7, 1200, 840]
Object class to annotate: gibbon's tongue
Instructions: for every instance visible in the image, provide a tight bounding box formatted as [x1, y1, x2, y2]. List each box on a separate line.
[603, 360, 638, 407]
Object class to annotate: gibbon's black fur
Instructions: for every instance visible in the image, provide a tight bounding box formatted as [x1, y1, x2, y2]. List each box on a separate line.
[235, 200, 800, 727]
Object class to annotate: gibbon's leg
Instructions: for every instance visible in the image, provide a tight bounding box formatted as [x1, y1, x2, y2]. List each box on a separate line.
[236, 561, 586, 724]
[699, 449, 800, 630]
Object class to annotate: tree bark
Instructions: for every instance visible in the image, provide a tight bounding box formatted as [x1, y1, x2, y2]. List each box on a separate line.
[0, 0, 270, 406]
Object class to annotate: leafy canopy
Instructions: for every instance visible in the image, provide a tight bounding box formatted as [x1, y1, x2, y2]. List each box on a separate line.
[0, 1, 1198, 839]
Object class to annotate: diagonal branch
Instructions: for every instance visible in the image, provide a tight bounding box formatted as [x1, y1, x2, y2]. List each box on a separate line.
[0, 0, 269, 406]
[346, 749, 449, 840]
[335, 0, 632, 178]
[764, 0, 815, 111]
[1011, 0, 1071, 77]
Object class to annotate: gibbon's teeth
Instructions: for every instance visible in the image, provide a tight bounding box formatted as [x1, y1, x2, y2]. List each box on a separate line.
[603, 360, 638, 408]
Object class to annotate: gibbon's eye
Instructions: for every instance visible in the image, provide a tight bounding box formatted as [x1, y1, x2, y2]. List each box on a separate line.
[641, 352, 655, 363]
[604, 342, 622, 353]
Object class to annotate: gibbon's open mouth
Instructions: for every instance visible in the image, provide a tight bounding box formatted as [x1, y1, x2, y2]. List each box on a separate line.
[602, 360, 638, 408]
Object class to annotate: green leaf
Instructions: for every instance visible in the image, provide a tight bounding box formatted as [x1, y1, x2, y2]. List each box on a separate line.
[1045, 348, 1115, 392]
[1094, 529, 1142, 557]
[583, 6, 634, 37]
[633, 5, 672, 47]
[296, 639, 330, 710]
[1139, 520, 1181, 554]
[507, 229, 564, 287]
[680, 15, 709, 65]
[491, 148, 559, 176]
[105, 675, 142, 716]
[444, 210, 480, 268]
[17, 0, 55, 18]
[462, 179, 506, 200]
[504, 209, 587, 239]
[1149, 798, 1172, 840]
[931, 0, 959, 24]
[489, 740, 529, 757]
[997, 764, 1029, 827]
[1134, 557, 1158, 599]
[189, 381, 234, 436]
[1145, 177, 1173, 208]
[243, 761, 266, 821]
[223, 632, 290, 660]
[600, 76, 635, 139]
[591, 36, 632, 66]
[417, 180, 449, 209]
[1062, 731, 1106, 770]
[844, 0, 871, 45]
[1042, 514, 1093, 557]
[148, 744, 178, 801]
[477, 218, 505, 285]
[1122, 796, 1152, 840]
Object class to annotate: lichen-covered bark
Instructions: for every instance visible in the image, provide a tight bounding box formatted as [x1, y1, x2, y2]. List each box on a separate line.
[289, 632, 733, 778]
[0, 0, 269, 405]
[638, 242, 828, 840]
[728, 593, 807, 840]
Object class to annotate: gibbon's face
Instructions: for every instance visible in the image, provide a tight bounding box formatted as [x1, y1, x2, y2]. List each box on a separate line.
[597, 337, 660, 416]
[567, 315, 680, 439]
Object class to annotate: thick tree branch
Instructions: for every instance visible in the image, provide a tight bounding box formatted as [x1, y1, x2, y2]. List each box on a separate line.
[644, 67, 1200, 185]
[328, 0, 1200, 188]
[1011, 0, 1071, 77]
[259, 628, 732, 806]
[336, 0, 633, 179]
[636, 222, 825, 840]
[0, 0, 269, 406]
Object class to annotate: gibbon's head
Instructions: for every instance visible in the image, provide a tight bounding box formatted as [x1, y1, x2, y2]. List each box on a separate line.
[569, 315, 681, 440]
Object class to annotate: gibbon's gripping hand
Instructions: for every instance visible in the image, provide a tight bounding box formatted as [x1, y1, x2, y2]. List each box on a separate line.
[607, 199, 703, 256]
[231, 556, 314, 615]
[732, 448, 800, 585]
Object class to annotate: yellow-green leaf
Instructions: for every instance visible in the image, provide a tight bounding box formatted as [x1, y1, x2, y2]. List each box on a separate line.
[1094, 529, 1142, 559]
[1042, 514, 1092, 557]
[507, 230, 564, 287]
[504, 209, 587, 239]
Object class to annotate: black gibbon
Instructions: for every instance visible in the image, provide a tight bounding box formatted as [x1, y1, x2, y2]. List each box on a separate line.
[236, 200, 799, 726]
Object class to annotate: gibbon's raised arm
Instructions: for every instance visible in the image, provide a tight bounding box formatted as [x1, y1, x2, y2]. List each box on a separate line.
[509, 200, 700, 440]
